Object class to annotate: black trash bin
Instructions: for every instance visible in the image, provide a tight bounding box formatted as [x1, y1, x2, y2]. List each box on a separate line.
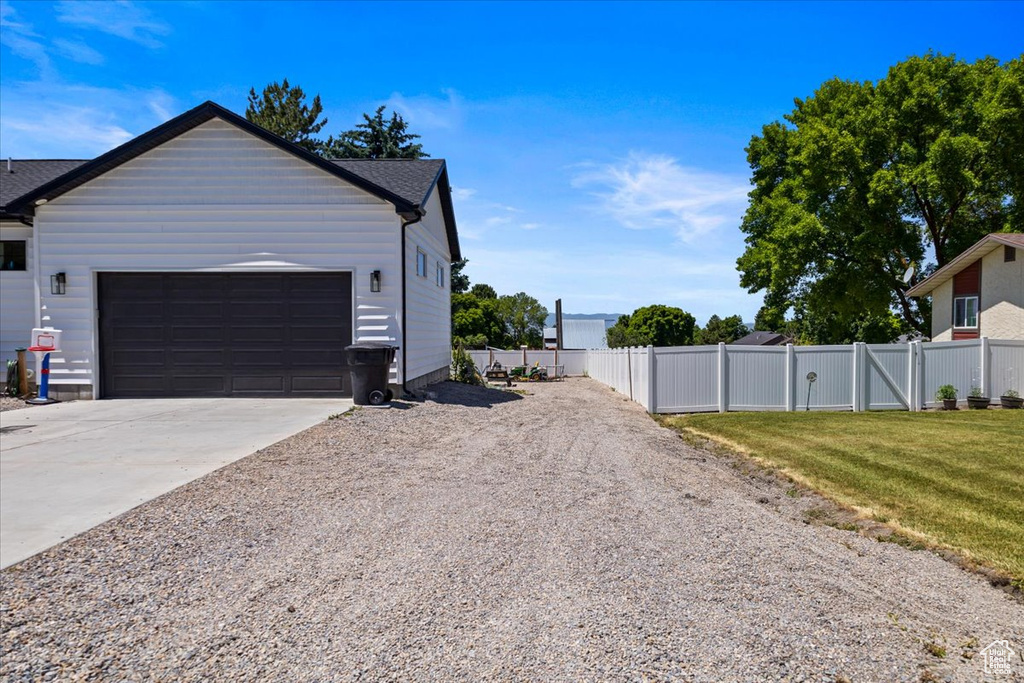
[345, 343, 397, 406]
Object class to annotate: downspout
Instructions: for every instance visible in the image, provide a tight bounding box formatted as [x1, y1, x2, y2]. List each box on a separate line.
[400, 210, 425, 394]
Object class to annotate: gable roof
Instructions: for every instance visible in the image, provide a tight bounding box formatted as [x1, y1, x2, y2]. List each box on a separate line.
[906, 233, 1023, 297]
[3, 101, 460, 259]
[733, 331, 793, 346]
[1, 160, 87, 217]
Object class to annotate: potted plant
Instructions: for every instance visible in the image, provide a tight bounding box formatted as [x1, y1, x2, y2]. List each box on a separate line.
[935, 384, 958, 410]
[1001, 388, 1023, 410]
[967, 385, 990, 410]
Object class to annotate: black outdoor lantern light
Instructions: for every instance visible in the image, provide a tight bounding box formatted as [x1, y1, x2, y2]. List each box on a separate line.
[370, 270, 382, 293]
[50, 272, 66, 295]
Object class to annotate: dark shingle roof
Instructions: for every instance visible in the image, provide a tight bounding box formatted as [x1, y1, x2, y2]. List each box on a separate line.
[1, 160, 87, 211]
[732, 331, 793, 346]
[331, 159, 444, 207]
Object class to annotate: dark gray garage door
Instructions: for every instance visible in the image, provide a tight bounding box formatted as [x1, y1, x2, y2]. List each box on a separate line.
[99, 272, 352, 398]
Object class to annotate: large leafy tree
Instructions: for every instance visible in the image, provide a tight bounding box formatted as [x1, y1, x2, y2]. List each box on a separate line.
[737, 53, 1023, 342]
[450, 258, 470, 293]
[452, 292, 505, 348]
[325, 105, 427, 159]
[498, 293, 548, 348]
[606, 305, 696, 348]
[245, 79, 328, 154]
[695, 314, 749, 345]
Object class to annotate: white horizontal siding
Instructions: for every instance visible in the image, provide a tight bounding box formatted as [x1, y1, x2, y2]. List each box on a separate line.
[404, 190, 451, 383]
[34, 119, 404, 392]
[0, 221, 36, 380]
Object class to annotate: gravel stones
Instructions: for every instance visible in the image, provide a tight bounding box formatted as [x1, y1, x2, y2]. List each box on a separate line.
[1, 379, 1021, 681]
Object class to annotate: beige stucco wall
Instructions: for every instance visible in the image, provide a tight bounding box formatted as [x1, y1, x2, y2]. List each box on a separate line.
[930, 279, 954, 341]
[981, 246, 1024, 340]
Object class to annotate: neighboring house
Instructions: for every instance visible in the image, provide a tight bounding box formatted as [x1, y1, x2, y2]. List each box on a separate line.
[0, 101, 460, 399]
[543, 319, 611, 349]
[906, 233, 1023, 341]
[732, 331, 793, 346]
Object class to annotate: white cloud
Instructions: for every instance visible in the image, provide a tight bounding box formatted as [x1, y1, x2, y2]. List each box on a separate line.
[452, 187, 477, 201]
[0, 1, 51, 74]
[52, 37, 104, 65]
[55, 0, 170, 48]
[571, 152, 749, 242]
[386, 88, 464, 131]
[0, 82, 177, 157]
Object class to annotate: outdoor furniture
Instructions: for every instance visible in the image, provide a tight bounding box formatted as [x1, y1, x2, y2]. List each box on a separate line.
[484, 362, 513, 386]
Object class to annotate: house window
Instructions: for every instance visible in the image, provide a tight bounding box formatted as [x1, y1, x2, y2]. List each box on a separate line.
[416, 248, 427, 277]
[953, 296, 978, 328]
[1006, 245, 1017, 262]
[436, 262, 445, 288]
[0, 241, 27, 271]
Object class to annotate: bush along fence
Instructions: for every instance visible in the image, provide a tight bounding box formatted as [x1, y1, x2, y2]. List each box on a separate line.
[471, 338, 1024, 414]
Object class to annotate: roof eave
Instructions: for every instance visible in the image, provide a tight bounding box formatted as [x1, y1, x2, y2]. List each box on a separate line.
[905, 234, 1020, 296]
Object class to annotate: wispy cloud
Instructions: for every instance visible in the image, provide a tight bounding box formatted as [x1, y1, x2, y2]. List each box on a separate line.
[52, 37, 104, 65]
[571, 152, 749, 242]
[387, 88, 464, 131]
[55, 0, 171, 49]
[0, 81, 177, 157]
[0, 1, 51, 74]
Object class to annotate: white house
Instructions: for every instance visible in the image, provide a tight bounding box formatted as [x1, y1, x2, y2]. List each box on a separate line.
[907, 233, 1023, 342]
[0, 101, 460, 399]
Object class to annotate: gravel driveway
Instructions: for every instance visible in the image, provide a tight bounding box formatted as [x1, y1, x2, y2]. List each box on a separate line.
[2, 379, 1021, 681]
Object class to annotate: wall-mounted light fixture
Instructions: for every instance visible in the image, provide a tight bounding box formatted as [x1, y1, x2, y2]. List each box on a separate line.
[370, 270, 382, 293]
[50, 272, 66, 295]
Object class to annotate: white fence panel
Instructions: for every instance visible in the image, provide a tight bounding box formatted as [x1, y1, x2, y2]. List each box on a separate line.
[654, 346, 719, 413]
[921, 340, 981, 406]
[726, 346, 787, 411]
[559, 350, 588, 376]
[792, 346, 853, 411]
[630, 347, 650, 410]
[989, 340, 1024, 398]
[865, 344, 911, 410]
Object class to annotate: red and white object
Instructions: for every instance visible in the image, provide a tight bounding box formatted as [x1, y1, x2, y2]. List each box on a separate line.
[29, 327, 62, 353]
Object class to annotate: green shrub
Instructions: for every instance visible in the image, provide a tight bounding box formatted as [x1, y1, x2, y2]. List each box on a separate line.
[935, 384, 957, 401]
[451, 345, 481, 385]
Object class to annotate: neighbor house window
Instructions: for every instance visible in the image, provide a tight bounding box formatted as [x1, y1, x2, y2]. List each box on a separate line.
[436, 262, 445, 288]
[0, 241, 27, 271]
[953, 296, 978, 328]
[1006, 245, 1017, 262]
[416, 248, 427, 277]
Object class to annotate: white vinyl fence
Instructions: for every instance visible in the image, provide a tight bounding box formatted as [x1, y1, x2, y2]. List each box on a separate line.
[470, 338, 1024, 414]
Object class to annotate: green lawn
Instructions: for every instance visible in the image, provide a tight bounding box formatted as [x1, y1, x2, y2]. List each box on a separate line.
[660, 410, 1024, 579]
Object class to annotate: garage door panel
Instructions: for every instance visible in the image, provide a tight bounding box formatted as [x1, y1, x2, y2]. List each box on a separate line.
[110, 326, 165, 344]
[291, 375, 346, 392]
[171, 325, 227, 343]
[170, 375, 228, 393]
[171, 350, 226, 367]
[99, 272, 352, 397]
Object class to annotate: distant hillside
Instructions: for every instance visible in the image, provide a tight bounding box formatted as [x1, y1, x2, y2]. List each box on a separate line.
[544, 313, 622, 328]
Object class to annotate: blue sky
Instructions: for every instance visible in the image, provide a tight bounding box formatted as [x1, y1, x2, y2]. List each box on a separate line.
[2, 1, 1022, 324]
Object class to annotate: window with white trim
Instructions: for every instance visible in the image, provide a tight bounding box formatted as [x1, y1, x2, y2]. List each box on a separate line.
[416, 248, 427, 277]
[953, 296, 978, 328]
[436, 262, 445, 288]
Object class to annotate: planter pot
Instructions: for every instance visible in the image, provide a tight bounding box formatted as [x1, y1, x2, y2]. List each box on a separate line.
[967, 396, 990, 410]
[1000, 395, 1024, 409]
[942, 398, 958, 411]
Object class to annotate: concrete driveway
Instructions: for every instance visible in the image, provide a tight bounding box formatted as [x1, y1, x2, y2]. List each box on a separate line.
[0, 397, 352, 568]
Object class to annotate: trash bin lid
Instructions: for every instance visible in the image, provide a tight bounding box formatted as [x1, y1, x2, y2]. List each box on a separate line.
[345, 342, 397, 350]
